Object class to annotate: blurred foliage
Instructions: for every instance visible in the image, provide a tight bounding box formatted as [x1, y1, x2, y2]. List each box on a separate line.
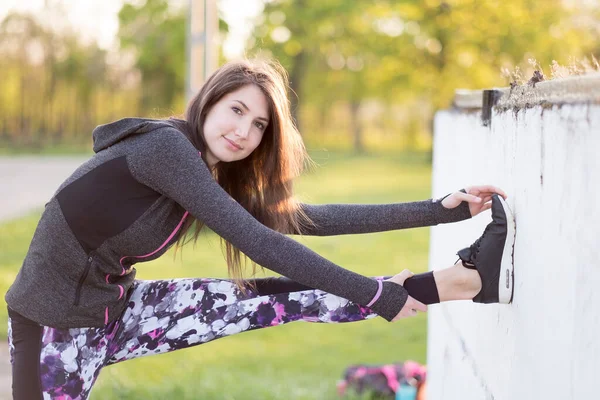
[0, 0, 227, 151]
[248, 0, 600, 152]
[118, 0, 186, 113]
[0, 0, 598, 152]
[0, 8, 133, 149]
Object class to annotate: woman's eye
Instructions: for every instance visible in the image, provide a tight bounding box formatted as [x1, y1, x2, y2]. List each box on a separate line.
[255, 122, 265, 130]
[232, 107, 242, 115]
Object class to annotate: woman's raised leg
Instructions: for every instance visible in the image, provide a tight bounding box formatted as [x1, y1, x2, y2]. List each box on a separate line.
[105, 277, 379, 365]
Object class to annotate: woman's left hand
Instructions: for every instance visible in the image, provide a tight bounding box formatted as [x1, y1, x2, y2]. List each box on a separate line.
[441, 185, 508, 217]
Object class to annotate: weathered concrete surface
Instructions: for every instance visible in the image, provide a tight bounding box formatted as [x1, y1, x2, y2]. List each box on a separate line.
[0, 156, 87, 398]
[453, 73, 600, 110]
[497, 73, 600, 110]
[427, 104, 600, 400]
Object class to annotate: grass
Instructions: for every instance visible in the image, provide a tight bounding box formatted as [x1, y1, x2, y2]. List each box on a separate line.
[0, 152, 434, 399]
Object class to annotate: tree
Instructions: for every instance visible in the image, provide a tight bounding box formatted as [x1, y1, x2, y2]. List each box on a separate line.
[0, 7, 136, 147]
[117, 0, 230, 116]
[118, 0, 187, 115]
[248, 0, 599, 153]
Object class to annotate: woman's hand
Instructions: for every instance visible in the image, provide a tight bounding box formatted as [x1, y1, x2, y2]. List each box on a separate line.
[441, 185, 508, 217]
[385, 270, 427, 322]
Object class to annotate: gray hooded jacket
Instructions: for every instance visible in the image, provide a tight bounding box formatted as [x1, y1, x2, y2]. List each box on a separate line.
[5, 118, 470, 328]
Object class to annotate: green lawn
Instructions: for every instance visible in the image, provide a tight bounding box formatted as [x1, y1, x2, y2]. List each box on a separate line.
[0, 152, 434, 399]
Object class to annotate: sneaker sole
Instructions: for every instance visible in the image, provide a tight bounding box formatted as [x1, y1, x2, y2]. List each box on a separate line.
[497, 196, 515, 304]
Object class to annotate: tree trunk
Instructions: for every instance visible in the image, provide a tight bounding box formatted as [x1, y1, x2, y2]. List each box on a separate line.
[289, 50, 307, 134]
[350, 100, 364, 153]
[19, 73, 27, 145]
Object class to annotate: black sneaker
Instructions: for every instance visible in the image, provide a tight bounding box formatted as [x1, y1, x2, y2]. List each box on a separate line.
[457, 194, 516, 304]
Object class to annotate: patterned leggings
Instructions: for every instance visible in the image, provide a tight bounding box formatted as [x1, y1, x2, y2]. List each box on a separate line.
[8, 277, 380, 399]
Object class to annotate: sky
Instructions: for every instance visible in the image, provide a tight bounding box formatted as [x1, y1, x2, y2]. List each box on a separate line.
[0, 0, 263, 59]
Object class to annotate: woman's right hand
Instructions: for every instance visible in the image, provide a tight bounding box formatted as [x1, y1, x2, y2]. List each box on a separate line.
[385, 269, 428, 322]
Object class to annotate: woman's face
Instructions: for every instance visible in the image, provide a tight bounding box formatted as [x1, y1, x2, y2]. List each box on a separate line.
[202, 84, 270, 167]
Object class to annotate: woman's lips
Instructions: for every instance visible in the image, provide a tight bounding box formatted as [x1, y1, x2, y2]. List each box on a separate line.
[223, 137, 243, 150]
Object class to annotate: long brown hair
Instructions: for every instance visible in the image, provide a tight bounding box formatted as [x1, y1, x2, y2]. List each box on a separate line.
[169, 59, 313, 288]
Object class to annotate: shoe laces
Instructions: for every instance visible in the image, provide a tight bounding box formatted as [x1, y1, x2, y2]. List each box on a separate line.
[468, 224, 492, 263]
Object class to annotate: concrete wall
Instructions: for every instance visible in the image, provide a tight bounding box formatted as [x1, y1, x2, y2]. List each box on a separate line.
[427, 103, 600, 399]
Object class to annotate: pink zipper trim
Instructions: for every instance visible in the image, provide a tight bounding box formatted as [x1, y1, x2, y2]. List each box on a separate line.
[119, 211, 189, 274]
[104, 211, 188, 325]
[104, 151, 201, 325]
[116, 151, 201, 275]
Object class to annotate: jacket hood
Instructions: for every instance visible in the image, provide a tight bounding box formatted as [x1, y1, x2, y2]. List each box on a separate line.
[92, 118, 177, 153]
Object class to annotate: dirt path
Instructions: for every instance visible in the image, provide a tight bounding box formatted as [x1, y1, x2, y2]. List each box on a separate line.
[0, 156, 87, 398]
[0, 156, 88, 223]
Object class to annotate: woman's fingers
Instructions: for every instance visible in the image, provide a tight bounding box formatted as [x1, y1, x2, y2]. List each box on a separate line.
[396, 269, 414, 285]
[392, 295, 428, 321]
[385, 269, 414, 286]
[457, 191, 482, 204]
[407, 296, 427, 313]
[385, 270, 429, 322]
[467, 185, 507, 199]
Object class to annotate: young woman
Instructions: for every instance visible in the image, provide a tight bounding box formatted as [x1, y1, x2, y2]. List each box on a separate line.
[5, 59, 514, 399]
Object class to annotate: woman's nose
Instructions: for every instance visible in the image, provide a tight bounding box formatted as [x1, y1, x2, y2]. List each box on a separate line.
[235, 123, 251, 139]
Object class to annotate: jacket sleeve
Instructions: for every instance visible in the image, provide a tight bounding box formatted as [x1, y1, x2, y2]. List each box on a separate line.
[296, 198, 471, 236]
[126, 128, 408, 321]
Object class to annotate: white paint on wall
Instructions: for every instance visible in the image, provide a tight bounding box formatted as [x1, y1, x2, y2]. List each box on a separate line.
[427, 104, 600, 400]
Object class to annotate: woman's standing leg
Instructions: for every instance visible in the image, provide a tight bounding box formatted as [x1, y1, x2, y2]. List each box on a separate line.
[106, 277, 379, 365]
[8, 307, 119, 400]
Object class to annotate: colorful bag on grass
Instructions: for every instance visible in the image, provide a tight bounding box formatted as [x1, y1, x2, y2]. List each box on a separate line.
[336, 361, 426, 399]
